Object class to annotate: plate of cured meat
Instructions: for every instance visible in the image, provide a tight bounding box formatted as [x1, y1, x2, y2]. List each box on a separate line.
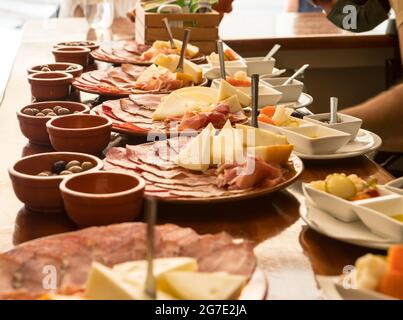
[103, 122, 303, 202]
[92, 84, 251, 136]
[91, 39, 206, 66]
[0, 223, 267, 300]
[73, 57, 207, 97]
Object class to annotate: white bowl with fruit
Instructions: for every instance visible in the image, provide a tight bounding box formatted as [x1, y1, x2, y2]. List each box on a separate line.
[304, 174, 391, 222]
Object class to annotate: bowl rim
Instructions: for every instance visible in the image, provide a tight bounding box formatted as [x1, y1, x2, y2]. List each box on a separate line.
[283, 124, 351, 141]
[303, 112, 363, 124]
[52, 46, 91, 54]
[27, 62, 83, 74]
[28, 71, 73, 82]
[46, 114, 113, 132]
[55, 41, 99, 48]
[17, 101, 90, 119]
[60, 171, 146, 199]
[8, 152, 103, 181]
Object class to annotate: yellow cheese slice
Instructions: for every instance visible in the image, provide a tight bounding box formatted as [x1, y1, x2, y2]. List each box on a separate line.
[212, 120, 244, 165]
[235, 124, 288, 147]
[154, 54, 203, 84]
[221, 94, 243, 113]
[216, 79, 251, 106]
[247, 145, 294, 165]
[162, 271, 247, 300]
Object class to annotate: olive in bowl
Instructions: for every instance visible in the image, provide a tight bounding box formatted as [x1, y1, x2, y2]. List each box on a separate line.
[27, 63, 83, 78]
[52, 46, 91, 67]
[27, 71, 73, 101]
[9, 152, 103, 212]
[46, 114, 113, 155]
[60, 171, 145, 227]
[17, 101, 90, 145]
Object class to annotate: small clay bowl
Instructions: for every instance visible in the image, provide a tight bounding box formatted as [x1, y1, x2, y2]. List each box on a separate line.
[54, 41, 99, 64]
[17, 101, 90, 145]
[28, 71, 73, 101]
[52, 46, 90, 67]
[46, 114, 112, 155]
[9, 152, 103, 212]
[27, 63, 83, 78]
[60, 171, 145, 227]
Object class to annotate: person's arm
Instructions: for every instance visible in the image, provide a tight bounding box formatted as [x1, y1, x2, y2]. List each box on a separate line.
[342, 83, 403, 152]
[286, 0, 299, 12]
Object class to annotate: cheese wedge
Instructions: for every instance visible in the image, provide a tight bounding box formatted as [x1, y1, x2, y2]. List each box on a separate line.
[85, 262, 143, 300]
[222, 94, 243, 113]
[155, 54, 203, 84]
[212, 120, 244, 165]
[247, 145, 294, 165]
[216, 79, 251, 107]
[271, 106, 294, 126]
[137, 64, 170, 83]
[177, 123, 215, 171]
[173, 39, 200, 58]
[162, 271, 247, 300]
[235, 124, 288, 147]
[152, 87, 218, 120]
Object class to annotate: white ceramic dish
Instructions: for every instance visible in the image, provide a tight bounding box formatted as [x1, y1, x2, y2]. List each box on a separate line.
[262, 77, 304, 103]
[299, 203, 395, 250]
[277, 93, 313, 109]
[211, 79, 282, 107]
[385, 177, 403, 195]
[258, 117, 314, 135]
[245, 57, 276, 76]
[303, 183, 392, 222]
[352, 195, 403, 242]
[294, 129, 381, 159]
[281, 125, 351, 155]
[206, 56, 248, 75]
[304, 113, 362, 141]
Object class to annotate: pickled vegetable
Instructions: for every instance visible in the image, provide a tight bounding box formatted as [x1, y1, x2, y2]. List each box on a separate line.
[325, 174, 357, 200]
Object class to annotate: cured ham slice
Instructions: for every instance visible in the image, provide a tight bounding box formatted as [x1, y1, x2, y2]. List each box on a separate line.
[102, 101, 153, 125]
[0, 223, 256, 299]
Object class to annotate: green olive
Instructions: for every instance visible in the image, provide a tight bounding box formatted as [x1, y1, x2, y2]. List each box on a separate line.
[57, 108, 70, 115]
[66, 160, 81, 170]
[47, 112, 57, 116]
[36, 112, 45, 117]
[69, 166, 83, 173]
[31, 108, 40, 115]
[40, 66, 51, 72]
[37, 171, 52, 177]
[81, 161, 94, 171]
[53, 106, 62, 113]
[59, 170, 73, 175]
[23, 108, 34, 116]
[41, 108, 53, 115]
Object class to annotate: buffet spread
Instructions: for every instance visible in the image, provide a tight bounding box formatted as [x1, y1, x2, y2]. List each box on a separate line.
[0, 18, 402, 301]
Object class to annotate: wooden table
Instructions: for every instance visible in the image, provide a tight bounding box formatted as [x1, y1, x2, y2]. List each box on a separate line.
[0, 17, 395, 300]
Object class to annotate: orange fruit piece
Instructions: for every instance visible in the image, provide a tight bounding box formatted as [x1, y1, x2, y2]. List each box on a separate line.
[260, 106, 276, 117]
[378, 270, 403, 299]
[388, 245, 403, 273]
[258, 114, 276, 125]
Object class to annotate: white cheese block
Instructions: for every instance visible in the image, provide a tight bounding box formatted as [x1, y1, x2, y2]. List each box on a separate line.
[85, 262, 143, 300]
[173, 39, 200, 58]
[154, 54, 203, 84]
[152, 87, 218, 120]
[137, 64, 170, 83]
[162, 271, 247, 300]
[235, 124, 288, 147]
[216, 79, 251, 106]
[177, 123, 215, 171]
[271, 106, 294, 126]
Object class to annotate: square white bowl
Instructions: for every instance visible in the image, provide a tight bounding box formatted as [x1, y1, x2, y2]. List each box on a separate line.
[352, 195, 403, 242]
[206, 56, 248, 76]
[303, 113, 362, 141]
[262, 78, 304, 103]
[385, 177, 403, 195]
[245, 57, 276, 76]
[303, 183, 393, 222]
[258, 116, 313, 135]
[280, 125, 351, 155]
[211, 79, 283, 108]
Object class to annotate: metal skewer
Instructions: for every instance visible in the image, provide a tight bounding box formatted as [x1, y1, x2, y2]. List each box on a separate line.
[330, 97, 338, 124]
[217, 40, 226, 80]
[162, 18, 177, 49]
[144, 197, 157, 300]
[251, 74, 259, 128]
[176, 28, 191, 73]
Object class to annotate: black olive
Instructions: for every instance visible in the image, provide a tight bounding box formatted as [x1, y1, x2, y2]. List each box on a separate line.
[52, 160, 67, 174]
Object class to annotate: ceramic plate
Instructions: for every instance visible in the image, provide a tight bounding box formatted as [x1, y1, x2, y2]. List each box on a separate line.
[276, 93, 314, 109]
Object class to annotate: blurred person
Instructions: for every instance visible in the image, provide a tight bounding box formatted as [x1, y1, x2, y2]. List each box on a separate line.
[310, 0, 403, 167]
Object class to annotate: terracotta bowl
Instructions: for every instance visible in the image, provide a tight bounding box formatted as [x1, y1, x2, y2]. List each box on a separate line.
[17, 101, 90, 145]
[9, 152, 103, 212]
[46, 114, 112, 155]
[27, 63, 83, 78]
[28, 71, 73, 101]
[52, 46, 90, 67]
[54, 41, 99, 64]
[60, 171, 145, 227]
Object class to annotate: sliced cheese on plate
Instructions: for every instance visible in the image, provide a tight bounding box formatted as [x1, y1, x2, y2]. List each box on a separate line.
[247, 145, 294, 165]
[235, 124, 288, 147]
[212, 120, 244, 165]
[222, 94, 243, 113]
[154, 54, 203, 84]
[216, 79, 251, 106]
